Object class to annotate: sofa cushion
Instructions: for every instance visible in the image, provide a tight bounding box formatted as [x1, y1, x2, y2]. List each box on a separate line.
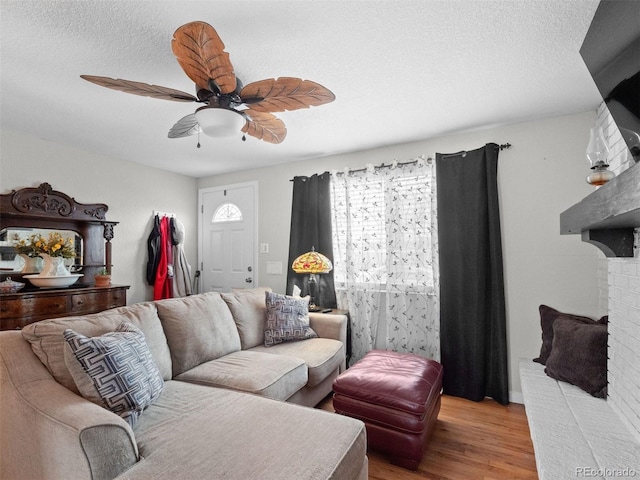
[175, 350, 307, 401]
[125, 380, 367, 480]
[221, 287, 271, 349]
[534, 305, 607, 365]
[155, 292, 241, 377]
[21, 302, 172, 394]
[250, 338, 344, 387]
[264, 291, 317, 347]
[64, 321, 164, 427]
[544, 318, 608, 398]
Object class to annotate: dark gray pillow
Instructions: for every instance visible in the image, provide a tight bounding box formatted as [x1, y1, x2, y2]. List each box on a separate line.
[534, 305, 607, 365]
[544, 317, 608, 398]
[264, 291, 317, 347]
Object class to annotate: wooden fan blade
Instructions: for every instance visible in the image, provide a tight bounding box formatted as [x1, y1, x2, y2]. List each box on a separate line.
[242, 109, 287, 144]
[80, 75, 198, 102]
[168, 114, 202, 138]
[171, 21, 236, 95]
[240, 77, 335, 113]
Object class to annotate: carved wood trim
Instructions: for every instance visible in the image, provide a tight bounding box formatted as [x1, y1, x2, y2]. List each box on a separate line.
[1, 182, 109, 222]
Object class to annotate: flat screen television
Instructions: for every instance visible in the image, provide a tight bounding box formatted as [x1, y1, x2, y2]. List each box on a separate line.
[580, 0, 640, 162]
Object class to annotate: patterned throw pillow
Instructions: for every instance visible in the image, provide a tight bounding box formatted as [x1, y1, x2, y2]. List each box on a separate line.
[264, 291, 317, 347]
[63, 321, 164, 428]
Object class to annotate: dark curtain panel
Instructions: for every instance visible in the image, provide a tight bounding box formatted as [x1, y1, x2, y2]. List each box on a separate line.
[436, 143, 509, 405]
[286, 172, 337, 308]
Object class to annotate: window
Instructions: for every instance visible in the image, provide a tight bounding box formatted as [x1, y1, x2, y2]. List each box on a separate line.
[329, 160, 440, 362]
[330, 165, 436, 292]
[212, 203, 242, 223]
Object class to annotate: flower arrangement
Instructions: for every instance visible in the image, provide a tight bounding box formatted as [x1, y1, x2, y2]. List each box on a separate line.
[11, 233, 42, 257]
[12, 232, 76, 258]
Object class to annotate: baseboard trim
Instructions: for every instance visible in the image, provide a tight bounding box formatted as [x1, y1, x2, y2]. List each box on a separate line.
[509, 390, 524, 404]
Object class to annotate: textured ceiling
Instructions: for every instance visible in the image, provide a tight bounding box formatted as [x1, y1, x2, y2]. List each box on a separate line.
[1, 0, 602, 178]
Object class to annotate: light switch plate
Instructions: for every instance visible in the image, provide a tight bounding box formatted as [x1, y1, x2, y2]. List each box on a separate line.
[260, 243, 269, 254]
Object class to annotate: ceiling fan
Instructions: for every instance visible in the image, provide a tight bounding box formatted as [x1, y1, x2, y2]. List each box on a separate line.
[81, 21, 335, 144]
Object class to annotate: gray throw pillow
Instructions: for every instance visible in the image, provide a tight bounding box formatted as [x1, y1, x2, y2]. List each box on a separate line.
[264, 291, 317, 347]
[534, 304, 607, 365]
[64, 321, 164, 427]
[544, 317, 608, 398]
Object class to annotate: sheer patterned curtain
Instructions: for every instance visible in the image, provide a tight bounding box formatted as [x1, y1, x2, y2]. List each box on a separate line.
[330, 157, 439, 365]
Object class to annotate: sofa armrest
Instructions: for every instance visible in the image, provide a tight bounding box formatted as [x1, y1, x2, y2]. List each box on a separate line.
[309, 312, 347, 345]
[0, 331, 138, 480]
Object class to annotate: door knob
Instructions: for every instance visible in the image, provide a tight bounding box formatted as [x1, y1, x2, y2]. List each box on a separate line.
[245, 277, 253, 283]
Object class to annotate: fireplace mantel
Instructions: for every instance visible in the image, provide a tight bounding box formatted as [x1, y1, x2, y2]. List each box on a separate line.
[560, 161, 640, 257]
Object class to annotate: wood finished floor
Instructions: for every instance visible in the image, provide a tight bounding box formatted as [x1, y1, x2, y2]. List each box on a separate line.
[318, 394, 538, 480]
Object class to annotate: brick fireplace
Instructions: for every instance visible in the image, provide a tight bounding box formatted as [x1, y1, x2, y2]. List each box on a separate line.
[595, 103, 640, 442]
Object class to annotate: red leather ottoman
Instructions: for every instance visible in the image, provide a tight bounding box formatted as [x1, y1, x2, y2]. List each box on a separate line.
[332, 350, 443, 470]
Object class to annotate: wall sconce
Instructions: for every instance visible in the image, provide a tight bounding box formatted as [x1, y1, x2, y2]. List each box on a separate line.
[586, 126, 615, 186]
[291, 247, 333, 312]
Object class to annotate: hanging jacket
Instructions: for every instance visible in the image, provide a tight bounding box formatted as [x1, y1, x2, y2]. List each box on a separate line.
[164, 217, 174, 299]
[171, 217, 192, 297]
[146, 215, 161, 285]
[153, 216, 173, 300]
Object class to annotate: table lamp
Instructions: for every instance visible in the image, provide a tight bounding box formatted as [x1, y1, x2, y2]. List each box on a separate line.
[291, 246, 333, 312]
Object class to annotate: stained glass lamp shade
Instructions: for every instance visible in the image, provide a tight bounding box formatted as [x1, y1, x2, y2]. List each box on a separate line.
[291, 247, 332, 311]
[292, 247, 333, 274]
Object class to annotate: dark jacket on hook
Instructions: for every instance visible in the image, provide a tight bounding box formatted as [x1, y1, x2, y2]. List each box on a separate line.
[146, 215, 161, 285]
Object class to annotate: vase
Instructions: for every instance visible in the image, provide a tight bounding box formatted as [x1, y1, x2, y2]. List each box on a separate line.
[94, 274, 111, 287]
[38, 253, 71, 277]
[19, 254, 42, 274]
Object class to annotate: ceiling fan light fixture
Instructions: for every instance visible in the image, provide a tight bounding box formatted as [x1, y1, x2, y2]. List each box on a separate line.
[195, 107, 245, 137]
[82, 22, 334, 144]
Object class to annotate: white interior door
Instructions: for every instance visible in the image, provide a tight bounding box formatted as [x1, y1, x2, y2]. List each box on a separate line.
[199, 182, 257, 293]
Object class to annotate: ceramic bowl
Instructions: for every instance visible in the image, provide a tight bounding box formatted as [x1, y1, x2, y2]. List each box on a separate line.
[24, 274, 82, 288]
[0, 277, 26, 293]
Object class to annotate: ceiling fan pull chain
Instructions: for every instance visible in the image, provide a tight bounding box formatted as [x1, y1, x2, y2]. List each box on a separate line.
[197, 131, 201, 149]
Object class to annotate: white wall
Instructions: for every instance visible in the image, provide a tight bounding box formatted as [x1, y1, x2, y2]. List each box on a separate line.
[198, 110, 602, 398]
[0, 129, 198, 304]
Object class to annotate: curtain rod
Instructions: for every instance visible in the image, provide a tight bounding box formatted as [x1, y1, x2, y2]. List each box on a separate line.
[440, 142, 511, 160]
[289, 143, 511, 181]
[332, 156, 430, 177]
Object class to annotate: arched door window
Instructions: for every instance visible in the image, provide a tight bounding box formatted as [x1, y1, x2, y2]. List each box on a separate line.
[212, 202, 243, 223]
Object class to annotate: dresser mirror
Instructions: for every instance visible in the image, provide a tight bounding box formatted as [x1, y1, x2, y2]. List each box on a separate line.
[0, 227, 83, 272]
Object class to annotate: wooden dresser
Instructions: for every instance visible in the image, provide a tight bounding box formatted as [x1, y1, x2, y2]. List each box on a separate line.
[0, 284, 129, 330]
[0, 183, 129, 330]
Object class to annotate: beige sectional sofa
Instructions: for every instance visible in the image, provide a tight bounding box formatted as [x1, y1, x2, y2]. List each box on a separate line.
[0, 288, 368, 480]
